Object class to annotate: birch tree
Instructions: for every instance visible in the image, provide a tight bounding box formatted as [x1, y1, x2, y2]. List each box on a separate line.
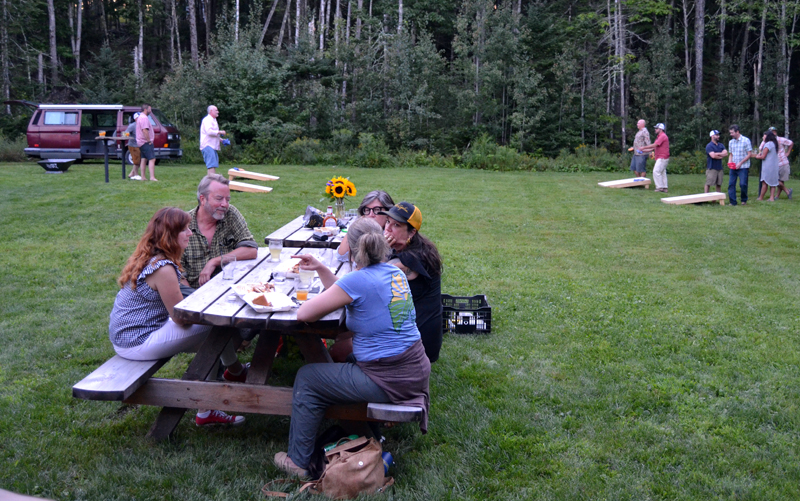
[694, 0, 704, 105]
[189, 0, 199, 67]
[68, 0, 83, 83]
[47, 0, 57, 86]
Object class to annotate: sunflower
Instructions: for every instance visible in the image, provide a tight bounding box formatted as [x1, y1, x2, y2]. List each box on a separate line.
[324, 176, 357, 200]
[332, 183, 346, 197]
[345, 180, 356, 197]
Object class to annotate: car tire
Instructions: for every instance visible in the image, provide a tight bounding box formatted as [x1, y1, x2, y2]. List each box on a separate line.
[126, 151, 134, 165]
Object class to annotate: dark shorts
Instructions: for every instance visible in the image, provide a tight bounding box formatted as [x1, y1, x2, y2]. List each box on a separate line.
[140, 142, 155, 160]
[630, 155, 647, 173]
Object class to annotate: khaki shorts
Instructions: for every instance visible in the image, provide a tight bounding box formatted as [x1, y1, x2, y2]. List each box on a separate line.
[779, 163, 790, 182]
[706, 169, 723, 186]
[128, 146, 141, 166]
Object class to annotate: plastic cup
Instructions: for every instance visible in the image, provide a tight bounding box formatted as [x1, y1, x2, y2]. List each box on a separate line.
[269, 239, 283, 262]
[221, 255, 237, 280]
[273, 270, 286, 283]
[296, 285, 309, 302]
[99, 131, 106, 137]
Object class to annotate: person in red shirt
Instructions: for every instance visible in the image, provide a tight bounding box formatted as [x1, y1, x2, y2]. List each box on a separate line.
[640, 123, 670, 192]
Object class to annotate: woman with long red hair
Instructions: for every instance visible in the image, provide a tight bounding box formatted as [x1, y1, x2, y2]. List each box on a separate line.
[109, 207, 246, 427]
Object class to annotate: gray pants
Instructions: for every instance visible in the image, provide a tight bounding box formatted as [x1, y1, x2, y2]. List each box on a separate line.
[288, 362, 390, 469]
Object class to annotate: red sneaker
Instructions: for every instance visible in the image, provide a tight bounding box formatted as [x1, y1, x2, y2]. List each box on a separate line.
[223, 362, 250, 383]
[195, 410, 245, 427]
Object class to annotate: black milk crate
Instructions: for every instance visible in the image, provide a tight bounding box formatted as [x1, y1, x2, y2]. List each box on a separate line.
[442, 294, 491, 334]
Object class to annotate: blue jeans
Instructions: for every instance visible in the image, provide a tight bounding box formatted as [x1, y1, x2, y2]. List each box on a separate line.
[728, 168, 749, 205]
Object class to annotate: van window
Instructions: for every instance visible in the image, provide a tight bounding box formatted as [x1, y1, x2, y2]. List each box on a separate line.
[81, 113, 93, 127]
[97, 112, 116, 127]
[44, 111, 78, 125]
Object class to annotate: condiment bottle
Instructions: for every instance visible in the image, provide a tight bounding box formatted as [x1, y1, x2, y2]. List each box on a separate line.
[323, 206, 338, 227]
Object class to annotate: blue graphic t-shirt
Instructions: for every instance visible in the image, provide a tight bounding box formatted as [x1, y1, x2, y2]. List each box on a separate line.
[336, 262, 421, 362]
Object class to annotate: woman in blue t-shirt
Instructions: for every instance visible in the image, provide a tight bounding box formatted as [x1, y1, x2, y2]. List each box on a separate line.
[273, 217, 431, 478]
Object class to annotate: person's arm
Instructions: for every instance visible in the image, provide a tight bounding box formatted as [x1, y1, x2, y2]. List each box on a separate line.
[751, 142, 771, 160]
[337, 234, 350, 255]
[388, 258, 419, 281]
[783, 138, 793, 157]
[719, 148, 728, 158]
[197, 247, 258, 286]
[145, 265, 187, 326]
[292, 253, 338, 289]
[296, 284, 352, 322]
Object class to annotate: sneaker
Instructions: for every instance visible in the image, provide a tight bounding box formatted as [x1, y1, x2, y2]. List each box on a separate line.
[274, 452, 308, 477]
[196, 410, 245, 427]
[223, 362, 250, 383]
[132, 175, 142, 180]
[789, 188, 793, 200]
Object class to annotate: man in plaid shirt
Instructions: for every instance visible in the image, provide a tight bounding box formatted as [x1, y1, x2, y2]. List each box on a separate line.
[727, 124, 753, 206]
[180, 174, 258, 291]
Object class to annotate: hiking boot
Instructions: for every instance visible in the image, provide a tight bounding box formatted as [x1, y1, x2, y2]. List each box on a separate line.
[223, 362, 250, 383]
[274, 452, 308, 477]
[195, 410, 245, 427]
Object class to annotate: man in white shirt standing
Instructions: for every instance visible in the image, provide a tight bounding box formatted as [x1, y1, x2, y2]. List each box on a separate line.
[200, 105, 226, 175]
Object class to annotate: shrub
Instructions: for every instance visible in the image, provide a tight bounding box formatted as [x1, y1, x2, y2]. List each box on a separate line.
[0, 135, 28, 162]
[284, 137, 324, 165]
[352, 133, 393, 168]
[462, 134, 528, 171]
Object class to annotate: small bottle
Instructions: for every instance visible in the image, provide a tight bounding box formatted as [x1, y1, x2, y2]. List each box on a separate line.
[381, 451, 394, 475]
[323, 206, 338, 227]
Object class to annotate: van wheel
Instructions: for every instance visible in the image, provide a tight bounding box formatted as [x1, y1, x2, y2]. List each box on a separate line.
[126, 151, 134, 165]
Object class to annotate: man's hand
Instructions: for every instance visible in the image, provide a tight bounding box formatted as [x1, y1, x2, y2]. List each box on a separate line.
[198, 259, 218, 286]
[219, 130, 226, 136]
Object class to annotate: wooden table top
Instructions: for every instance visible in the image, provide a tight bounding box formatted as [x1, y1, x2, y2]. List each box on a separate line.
[265, 214, 356, 249]
[173, 246, 352, 335]
[94, 135, 133, 141]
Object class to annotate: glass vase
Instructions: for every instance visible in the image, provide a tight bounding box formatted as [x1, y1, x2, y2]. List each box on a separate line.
[334, 198, 346, 219]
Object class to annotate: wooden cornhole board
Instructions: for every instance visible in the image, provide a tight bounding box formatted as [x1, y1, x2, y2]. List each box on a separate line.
[661, 192, 726, 206]
[229, 180, 273, 193]
[228, 168, 279, 182]
[598, 177, 651, 189]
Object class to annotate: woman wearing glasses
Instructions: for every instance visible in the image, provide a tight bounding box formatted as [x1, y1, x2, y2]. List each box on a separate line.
[336, 190, 395, 258]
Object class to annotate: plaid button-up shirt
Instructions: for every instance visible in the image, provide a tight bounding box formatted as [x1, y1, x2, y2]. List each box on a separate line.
[181, 204, 257, 288]
[728, 135, 753, 169]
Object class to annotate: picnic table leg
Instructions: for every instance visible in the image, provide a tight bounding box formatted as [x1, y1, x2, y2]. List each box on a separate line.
[245, 330, 281, 385]
[146, 326, 238, 441]
[103, 140, 109, 183]
[121, 144, 127, 179]
[293, 333, 333, 364]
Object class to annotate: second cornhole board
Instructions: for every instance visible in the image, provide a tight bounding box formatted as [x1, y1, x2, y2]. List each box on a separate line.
[228, 168, 280, 182]
[229, 180, 273, 193]
[661, 192, 726, 206]
[598, 177, 651, 189]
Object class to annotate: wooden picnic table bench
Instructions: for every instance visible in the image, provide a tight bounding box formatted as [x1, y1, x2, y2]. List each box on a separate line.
[73, 231, 422, 440]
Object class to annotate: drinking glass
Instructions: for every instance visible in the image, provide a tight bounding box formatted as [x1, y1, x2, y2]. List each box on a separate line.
[99, 131, 106, 137]
[221, 255, 237, 280]
[298, 268, 315, 286]
[296, 284, 309, 302]
[269, 239, 283, 262]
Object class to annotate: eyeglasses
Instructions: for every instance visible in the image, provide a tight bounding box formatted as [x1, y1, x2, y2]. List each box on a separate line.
[360, 207, 386, 215]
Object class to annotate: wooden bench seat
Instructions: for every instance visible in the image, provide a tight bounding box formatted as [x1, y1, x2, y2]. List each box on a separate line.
[74, 358, 422, 423]
[72, 355, 169, 401]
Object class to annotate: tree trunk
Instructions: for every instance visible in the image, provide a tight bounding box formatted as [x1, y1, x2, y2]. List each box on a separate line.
[138, 0, 144, 78]
[738, 13, 751, 79]
[204, 0, 212, 57]
[98, 0, 109, 45]
[295, 0, 300, 46]
[169, 0, 182, 66]
[189, 0, 199, 67]
[783, 0, 798, 134]
[616, 0, 626, 149]
[1, 0, 8, 112]
[277, 0, 291, 48]
[754, 0, 767, 133]
[682, 0, 692, 87]
[259, 0, 282, 46]
[356, 0, 363, 39]
[398, 0, 403, 33]
[319, 0, 326, 50]
[235, 0, 239, 41]
[47, 0, 58, 86]
[719, 0, 726, 66]
[694, 0, 704, 106]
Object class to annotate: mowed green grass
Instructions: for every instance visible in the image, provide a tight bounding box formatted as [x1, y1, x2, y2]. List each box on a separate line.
[1, 161, 798, 500]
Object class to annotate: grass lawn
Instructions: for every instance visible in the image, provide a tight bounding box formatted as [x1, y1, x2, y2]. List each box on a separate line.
[1, 161, 799, 500]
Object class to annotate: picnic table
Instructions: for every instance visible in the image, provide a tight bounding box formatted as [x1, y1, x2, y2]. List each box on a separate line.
[265, 214, 352, 249]
[74, 216, 421, 440]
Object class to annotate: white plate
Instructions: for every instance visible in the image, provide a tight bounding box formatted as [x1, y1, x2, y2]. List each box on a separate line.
[238, 290, 296, 313]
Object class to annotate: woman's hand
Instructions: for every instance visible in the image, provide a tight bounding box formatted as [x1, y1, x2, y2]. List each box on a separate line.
[384, 231, 405, 251]
[291, 253, 325, 271]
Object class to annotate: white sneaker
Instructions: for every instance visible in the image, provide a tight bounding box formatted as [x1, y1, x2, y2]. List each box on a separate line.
[132, 175, 142, 180]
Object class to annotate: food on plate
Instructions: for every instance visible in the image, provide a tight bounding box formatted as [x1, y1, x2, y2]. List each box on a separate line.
[238, 282, 275, 294]
[290, 262, 301, 274]
[252, 294, 272, 307]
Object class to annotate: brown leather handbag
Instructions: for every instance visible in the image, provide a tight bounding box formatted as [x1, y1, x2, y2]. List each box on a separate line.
[302, 436, 393, 499]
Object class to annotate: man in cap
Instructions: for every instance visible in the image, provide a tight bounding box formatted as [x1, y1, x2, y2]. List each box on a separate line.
[125, 112, 142, 180]
[640, 123, 670, 192]
[200, 105, 226, 175]
[136, 103, 158, 181]
[759, 126, 793, 200]
[705, 130, 728, 193]
[629, 119, 650, 178]
[727, 124, 753, 206]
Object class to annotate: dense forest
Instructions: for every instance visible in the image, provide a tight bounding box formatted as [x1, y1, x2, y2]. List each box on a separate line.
[3, 0, 800, 159]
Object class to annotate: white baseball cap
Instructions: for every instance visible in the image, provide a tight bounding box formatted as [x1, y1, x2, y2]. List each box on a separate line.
[655, 123, 666, 131]
[709, 130, 719, 137]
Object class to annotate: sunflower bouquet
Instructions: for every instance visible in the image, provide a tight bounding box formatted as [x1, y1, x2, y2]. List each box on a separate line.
[324, 176, 357, 201]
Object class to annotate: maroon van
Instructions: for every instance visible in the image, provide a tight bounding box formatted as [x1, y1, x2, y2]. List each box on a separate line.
[15, 103, 182, 163]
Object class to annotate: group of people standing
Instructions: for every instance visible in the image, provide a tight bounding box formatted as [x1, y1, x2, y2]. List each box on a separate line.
[107, 170, 442, 478]
[630, 120, 794, 204]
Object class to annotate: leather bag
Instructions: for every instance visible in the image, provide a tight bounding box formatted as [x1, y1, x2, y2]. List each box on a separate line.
[301, 436, 393, 499]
